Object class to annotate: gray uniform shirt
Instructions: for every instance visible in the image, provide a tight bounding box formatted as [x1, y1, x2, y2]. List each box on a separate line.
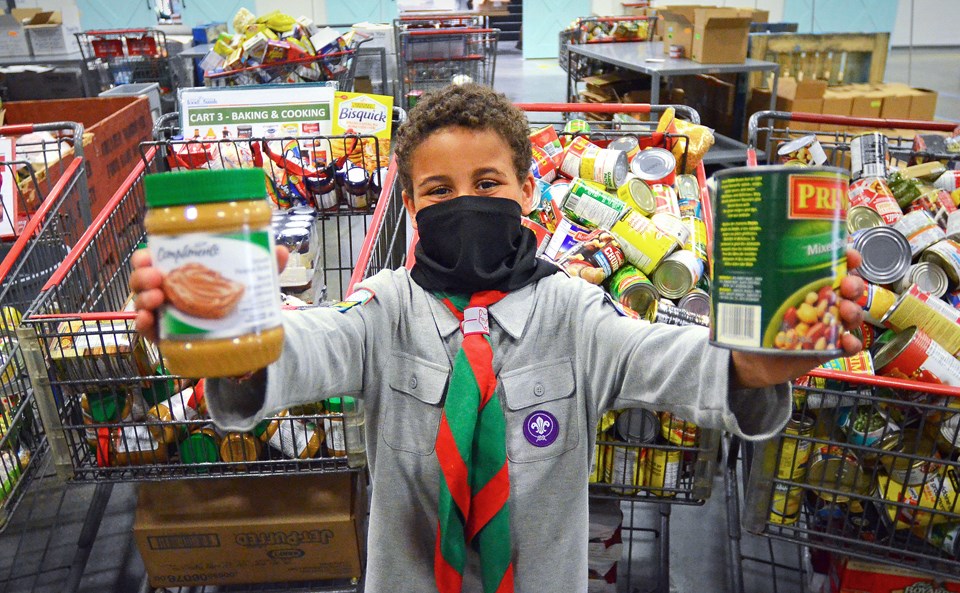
[207, 269, 791, 592]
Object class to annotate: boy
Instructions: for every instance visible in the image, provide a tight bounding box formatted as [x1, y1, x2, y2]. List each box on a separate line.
[131, 84, 865, 593]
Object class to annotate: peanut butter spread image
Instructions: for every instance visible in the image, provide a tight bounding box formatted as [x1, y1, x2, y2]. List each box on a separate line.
[163, 262, 245, 319]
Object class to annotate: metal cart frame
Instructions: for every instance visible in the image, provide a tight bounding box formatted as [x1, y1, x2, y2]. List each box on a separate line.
[396, 27, 499, 103]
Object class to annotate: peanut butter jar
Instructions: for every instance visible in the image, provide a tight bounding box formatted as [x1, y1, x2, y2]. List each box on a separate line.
[145, 169, 284, 377]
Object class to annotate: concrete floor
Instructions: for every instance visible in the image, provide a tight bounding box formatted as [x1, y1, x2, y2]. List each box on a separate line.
[4, 43, 960, 593]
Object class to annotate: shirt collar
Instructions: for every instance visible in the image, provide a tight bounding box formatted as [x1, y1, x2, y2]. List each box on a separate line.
[424, 282, 538, 340]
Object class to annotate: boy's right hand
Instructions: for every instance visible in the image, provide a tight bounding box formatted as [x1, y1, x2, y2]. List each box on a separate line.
[129, 247, 289, 343]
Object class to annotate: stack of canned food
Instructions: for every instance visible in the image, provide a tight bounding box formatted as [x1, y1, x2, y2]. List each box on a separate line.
[76, 381, 353, 470]
[523, 118, 712, 498]
[526, 119, 712, 328]
[760, 131, 960, 563]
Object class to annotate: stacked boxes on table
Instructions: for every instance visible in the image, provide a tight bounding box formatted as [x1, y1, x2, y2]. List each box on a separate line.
[658, 6, 767, 63]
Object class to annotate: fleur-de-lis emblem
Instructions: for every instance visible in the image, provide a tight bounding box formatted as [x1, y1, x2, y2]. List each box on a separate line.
[530, 416, 552, 441]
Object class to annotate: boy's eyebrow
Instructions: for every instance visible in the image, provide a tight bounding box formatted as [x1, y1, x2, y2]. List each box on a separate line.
[417, 175, 452, 189]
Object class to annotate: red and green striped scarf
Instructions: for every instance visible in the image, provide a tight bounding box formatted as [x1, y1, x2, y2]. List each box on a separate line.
[434, 290, 515, 593]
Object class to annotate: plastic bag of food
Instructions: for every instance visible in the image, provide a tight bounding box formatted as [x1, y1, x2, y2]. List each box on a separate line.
[232, 7, 256, 34]
[656, 107, 715, 174]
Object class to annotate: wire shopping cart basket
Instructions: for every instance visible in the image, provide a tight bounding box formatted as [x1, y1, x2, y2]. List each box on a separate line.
[0, 121, 90, 530]
[726, 111, 960, 587]
[559, 15, 658, 79]
[17, 106, 406, 483]
[396, 27, 499, 105]
[75, 29, 180, 114]
[203, 34, 371, 90]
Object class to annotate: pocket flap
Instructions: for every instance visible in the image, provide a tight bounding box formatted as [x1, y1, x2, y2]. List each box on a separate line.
[502, 358, 575, 411]
[388, 352, 449, 405]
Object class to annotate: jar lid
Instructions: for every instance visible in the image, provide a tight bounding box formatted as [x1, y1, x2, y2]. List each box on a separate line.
[145, 169, 266, 207]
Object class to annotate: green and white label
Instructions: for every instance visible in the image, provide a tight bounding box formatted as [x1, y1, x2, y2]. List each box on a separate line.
[151, 229, 282, 341]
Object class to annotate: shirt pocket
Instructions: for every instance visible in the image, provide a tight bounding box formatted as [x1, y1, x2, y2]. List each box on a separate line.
[382, 352, 449, 456]
[501, 357, 579, 463]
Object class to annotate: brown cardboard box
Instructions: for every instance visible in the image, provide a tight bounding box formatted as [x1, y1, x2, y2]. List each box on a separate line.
[136, 474, 364, 588]
[777, 77, 827, 101]
[907, 88, 938, 121]
[659, 6, 701, 56]
[5, 97, 153, 218]
[877, 85, 912, 120]
[24, 11, 68, 56]
[691, 8, 752, 63]
[789, 98, 823, 132]
[739, 8, 769, 23]
[0, 9, 42, 56]
[849, 91, 883, 120]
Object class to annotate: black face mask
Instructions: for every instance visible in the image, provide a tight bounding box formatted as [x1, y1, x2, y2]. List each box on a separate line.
[410, 195, 559, 294]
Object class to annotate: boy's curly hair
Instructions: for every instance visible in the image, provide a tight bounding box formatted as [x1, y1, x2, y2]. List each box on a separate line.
[394, 83, 531, 195]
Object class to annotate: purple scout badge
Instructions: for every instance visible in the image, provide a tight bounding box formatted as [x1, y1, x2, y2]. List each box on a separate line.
[523, 410, 559, 447]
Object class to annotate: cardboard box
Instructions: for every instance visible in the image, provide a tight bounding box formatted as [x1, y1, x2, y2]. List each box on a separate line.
[0, 9, 41, 57]
[4, 97, 153, 250]
[778, 77, 828, 101]
[24, 11, 68, 56]
[877, 85, 912, 120]
[136, 474, 364, 588]
[849, 91, 883, 120]
[839, 559, 960, 593]
[660, 6, 752, 63]
[907, 87, 938, 121]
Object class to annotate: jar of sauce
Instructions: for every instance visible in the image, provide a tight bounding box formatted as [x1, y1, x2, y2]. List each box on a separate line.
[144, 169, 284, 377]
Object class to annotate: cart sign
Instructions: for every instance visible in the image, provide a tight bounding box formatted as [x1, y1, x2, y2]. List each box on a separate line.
[0, 138, 16, 239]
[179, 85, 336, 141]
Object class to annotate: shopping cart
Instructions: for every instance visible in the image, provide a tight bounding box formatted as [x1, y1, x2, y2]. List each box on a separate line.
[17, 106, 407, 483]
[394, 13, 490, 31]
[724, 111, 960, 590]
[75, 29, 180, 114]
[0, 122, 89, 532]
[396, 27, 499, 104]
[203, 34, 371, 90]
[559, 15, 658, 79]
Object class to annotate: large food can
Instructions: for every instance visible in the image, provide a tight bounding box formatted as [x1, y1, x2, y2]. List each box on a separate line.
[920, 239, 960, 288]
[873, 326, 960, 386]
[846, 206, 885, 233]
[850, 132, 889, 180]
[769, 413, 815, 525]
[607, 265, 660, 315]
[893, 210, 945, 259]
[617, 176, 656, 215]
[543, 218, 591, 260]
[710, 166, 848, 355]
[677, 289, 711, 317]
[529, 124, 565, 166]
[850, 226, 912, 286]
[606, 408, 658, 494]
[660, 411, 698, 447]
[559, 136, 596, 178]
[609, 211, 681, 275]
[562, 178, 628, 230]
[530, 145, 558, 183]
[608, 136, 640, 162]
[881, 284, 960, 355]
[848, 176, 903, 225]
[892, 262, 949, 297]
[585, 148, 629, 190]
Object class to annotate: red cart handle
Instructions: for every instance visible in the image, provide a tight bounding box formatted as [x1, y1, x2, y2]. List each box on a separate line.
[517, 102, 652, 114]
[82, 28, 153, 36]
[770, 111, 957, 133]
[806, 368, 960, 398]
[404, 28, 498, 35]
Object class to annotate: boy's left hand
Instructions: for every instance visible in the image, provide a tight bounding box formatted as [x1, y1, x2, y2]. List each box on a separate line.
[729, 248, 866, 389]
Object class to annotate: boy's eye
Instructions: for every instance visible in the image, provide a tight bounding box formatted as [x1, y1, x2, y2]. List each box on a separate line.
[426, 186, 451, 196]
[477, 180, 501, 191]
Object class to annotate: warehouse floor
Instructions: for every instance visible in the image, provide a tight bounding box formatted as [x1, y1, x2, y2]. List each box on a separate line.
[3, 44, 959, 593]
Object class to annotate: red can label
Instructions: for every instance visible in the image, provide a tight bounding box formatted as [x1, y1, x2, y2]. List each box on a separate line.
[849, 177, 903, 225]
[530, 145, 558, 183]
[879, 327, 960, 386]
[529, 125, 565, 167]
[789, 175, 849, 220]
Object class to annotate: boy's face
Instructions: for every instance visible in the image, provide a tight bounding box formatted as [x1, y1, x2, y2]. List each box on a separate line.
[402, 125, 536, 228]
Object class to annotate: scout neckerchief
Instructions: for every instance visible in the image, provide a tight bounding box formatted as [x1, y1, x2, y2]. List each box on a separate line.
[411, 195, 559, 592]
[434, 290, 514, 593]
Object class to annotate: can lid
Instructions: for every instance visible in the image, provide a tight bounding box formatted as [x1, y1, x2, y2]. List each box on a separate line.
[609, 136, 639, 152]
[847, 206, 885, 233]
[675, 174, 700, 201]
[677, 289, 710, 316]
[806, 457, 872, 500]
[907, 262, 949, 297]
[852, 227, 912, 285]
[919, 244, 960, 288]
[180, 431, 220, 464]
[777, 135, 817, 156]
[145, 168, 266, 207]
[652, 257, 695, 300]
[872, 326, 919, 371]
[786, 411, 815, 433]
[622, 177, 656, 214]
[615, 408, 658, 443]
[630, 148, 676, 181]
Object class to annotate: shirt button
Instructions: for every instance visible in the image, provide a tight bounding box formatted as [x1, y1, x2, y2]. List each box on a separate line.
[409, 377, 418, 390]
[534, 383, 545, 397]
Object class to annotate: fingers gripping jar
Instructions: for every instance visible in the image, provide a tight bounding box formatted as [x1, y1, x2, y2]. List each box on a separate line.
[145, 169, 284, 377]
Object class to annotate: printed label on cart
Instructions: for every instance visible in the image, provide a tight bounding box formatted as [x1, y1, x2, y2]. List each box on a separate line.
[151, 231, 282, 340]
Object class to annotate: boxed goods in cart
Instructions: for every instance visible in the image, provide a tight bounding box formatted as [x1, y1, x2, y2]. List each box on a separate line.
[734, 111, 960, 583]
